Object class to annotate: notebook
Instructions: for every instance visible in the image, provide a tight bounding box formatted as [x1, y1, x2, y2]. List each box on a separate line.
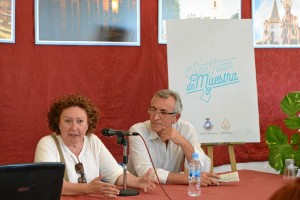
[0, 162, 65, 200]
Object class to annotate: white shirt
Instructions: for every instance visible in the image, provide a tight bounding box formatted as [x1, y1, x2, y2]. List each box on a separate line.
[128, 120, 211, 184]
[34, 134, 123, 184]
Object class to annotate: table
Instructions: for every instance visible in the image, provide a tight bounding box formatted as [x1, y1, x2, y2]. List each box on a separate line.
[61, 170, 287, 200]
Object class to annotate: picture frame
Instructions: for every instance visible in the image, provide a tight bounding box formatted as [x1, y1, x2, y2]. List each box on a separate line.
[158, 0, 241, 44]
[35, 0, 140, 46]
[0, 0, 15, 43]
[253, 0, 300, 48]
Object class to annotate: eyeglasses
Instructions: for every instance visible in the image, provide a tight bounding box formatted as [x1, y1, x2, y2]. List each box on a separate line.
[148, 107, 177, 118]
[75, 162, 87, 183]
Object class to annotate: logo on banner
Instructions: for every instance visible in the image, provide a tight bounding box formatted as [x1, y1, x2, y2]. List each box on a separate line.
[221, 118, 231, 131]
[203, 118, 213, 131]
[185, 58, 240, 102]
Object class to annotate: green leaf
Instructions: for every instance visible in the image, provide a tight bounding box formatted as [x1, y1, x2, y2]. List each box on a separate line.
[291, 133, 300, 145]
[284, 116, 300, 130]
[266, 126, 288, 146]
[295, 150, 300, 168]
[280, 92, 300, 116]
[268, 144, 294, 173]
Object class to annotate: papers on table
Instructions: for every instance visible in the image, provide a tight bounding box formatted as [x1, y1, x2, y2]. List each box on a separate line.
[218, 171, 240, 182]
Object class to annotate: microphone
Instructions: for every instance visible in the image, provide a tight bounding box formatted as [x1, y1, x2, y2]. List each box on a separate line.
[101, 128, 139, 137]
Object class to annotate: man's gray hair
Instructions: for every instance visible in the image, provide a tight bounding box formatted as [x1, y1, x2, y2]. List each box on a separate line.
[152, 89, 183, 113]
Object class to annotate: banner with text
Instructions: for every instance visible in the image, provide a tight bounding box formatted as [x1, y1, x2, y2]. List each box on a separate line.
[167, 19, 260, 143]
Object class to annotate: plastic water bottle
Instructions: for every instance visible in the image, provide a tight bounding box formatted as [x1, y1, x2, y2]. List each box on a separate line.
[188, 152, 201, 197]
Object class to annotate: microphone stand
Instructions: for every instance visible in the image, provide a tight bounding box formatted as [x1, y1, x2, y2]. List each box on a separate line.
[116, 134, 139, 196]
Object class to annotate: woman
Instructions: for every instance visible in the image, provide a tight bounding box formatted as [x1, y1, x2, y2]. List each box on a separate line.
[35, 94, 157, 198]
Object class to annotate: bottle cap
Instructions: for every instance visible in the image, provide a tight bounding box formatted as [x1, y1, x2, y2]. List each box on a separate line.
[192, 152, 198, 159]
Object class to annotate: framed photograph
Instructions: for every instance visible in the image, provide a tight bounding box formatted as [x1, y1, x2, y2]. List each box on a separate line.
[0, 0, 15, 43]
[35, 0, 140, 46]
[158, 0, 241, 44]
[253, 0, 300, 48]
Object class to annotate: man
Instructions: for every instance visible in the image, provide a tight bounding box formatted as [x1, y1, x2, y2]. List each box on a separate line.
[128, 89, 220, 186]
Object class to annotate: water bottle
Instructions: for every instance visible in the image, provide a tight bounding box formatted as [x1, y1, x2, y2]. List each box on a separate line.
[188, 152, 201, 197]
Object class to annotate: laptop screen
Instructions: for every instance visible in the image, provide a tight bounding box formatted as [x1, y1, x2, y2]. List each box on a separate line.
[0, 162, 65, 200]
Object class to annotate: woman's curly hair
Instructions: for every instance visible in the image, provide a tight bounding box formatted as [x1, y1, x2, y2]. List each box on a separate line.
[47, 94, 99, 135]
[269, 178, 300, 200]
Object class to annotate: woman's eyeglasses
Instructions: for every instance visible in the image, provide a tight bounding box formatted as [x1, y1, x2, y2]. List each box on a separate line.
[75, 162, 87, 183]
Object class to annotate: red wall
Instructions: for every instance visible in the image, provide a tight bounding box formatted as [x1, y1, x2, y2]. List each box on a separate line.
[1, 0, 300, 167]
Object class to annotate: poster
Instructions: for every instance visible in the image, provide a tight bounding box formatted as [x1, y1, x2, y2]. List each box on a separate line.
[253, 0, 300, 48]
[158, 0, 241, 44]
[167, 19, 260, 143]
[35, 0, 140, 46]
[0, 0, 15, 43]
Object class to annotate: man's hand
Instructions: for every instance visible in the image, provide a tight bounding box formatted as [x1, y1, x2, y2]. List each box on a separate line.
[158, 127, 185, 145]
[201, 172, 221, 186]
[158, 127, 195, 161]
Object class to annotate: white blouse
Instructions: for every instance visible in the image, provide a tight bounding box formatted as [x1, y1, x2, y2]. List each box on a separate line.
[34, 134, 123, 184]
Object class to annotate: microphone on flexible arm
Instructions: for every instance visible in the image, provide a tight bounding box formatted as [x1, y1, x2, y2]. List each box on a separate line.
[101, 128, 139, 137]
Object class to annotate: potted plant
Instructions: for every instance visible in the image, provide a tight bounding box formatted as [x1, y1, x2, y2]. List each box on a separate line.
[266, 91, 300, 174]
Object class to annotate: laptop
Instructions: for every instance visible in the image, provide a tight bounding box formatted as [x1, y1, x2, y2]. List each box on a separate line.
[0, 162, 65, 200]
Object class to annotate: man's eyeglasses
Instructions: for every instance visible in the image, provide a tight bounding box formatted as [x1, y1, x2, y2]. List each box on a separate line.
[148, 107, 177, 118]
[75, 162, 87, 183]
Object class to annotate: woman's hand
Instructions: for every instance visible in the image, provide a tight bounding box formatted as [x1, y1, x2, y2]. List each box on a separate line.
[136, 168, 158, 192]
[86, 174, 120, 198]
